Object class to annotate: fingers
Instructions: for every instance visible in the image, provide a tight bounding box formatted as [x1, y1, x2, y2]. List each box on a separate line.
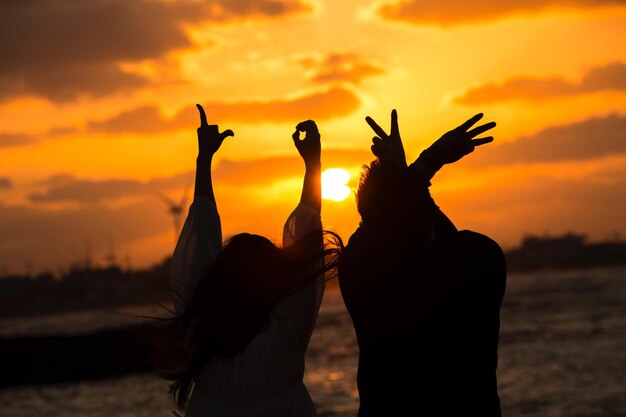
[472, 136, 494, 146]
[365, 116, 388, 139]
[467, 121, 496, 139]
[371, 135, 386, 157]
[459, 113, 483, 131]
[296, 119, 319, 135]
[390, 109, 398, 137]
[196, 104, 232, 143]
[196, 104, 208, 126]
[292, 130, 300, 142]
[371, 144, 385, 157]
[220, 129, 234, 141]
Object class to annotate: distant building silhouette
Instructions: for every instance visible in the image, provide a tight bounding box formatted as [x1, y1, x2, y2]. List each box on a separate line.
[507, 233, 626, 271]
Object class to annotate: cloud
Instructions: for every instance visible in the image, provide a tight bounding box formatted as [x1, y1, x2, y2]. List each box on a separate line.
[0, 126, 79, 148]
[296, 52, 386, 85]
[88, 86, 361, 133]
[0, 86, 360, 148]
[0, 0, 311, 102]
[29, 173, 193, 204]
[456, 62, 626, 105]
[460, 113, 626, 168]
[0, 178, 12, 189]
[0, 133, 38, 148]
[374, 0, 626, 25]
[0, 65, 150, 104]
[203, 0, 313, 19]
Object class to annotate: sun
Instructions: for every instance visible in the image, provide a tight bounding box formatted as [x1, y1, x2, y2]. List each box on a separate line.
[321, 168, 351, 201]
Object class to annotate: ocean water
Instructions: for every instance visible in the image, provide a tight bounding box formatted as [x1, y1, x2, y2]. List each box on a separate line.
[1, 266, 625, 417]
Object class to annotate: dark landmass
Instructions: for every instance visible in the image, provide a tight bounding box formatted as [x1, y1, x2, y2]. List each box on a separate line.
[0, 322, 162, 388]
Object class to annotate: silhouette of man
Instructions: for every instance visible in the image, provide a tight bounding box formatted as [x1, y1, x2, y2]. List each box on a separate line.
[338, 110, 506, 417]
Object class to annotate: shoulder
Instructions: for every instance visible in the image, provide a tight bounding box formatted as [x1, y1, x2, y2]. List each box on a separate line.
[454, 230, 505, 260]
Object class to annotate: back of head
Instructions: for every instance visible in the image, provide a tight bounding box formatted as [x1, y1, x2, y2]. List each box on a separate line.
[218, 233, 290, 307]
[356, 160, 434, 241]
[187, 233, 292, 353]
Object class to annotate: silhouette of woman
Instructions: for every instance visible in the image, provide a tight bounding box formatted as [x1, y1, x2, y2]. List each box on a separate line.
[160, 104, 341, 416]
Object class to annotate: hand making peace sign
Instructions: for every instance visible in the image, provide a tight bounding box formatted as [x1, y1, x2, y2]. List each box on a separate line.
[365, 109, 407, 169]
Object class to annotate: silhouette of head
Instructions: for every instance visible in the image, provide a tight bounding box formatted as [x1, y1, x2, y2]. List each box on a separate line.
[356, 160, 434, 240]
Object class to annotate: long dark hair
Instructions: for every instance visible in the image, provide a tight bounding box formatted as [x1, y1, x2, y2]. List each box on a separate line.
[157, 229, 343, 410]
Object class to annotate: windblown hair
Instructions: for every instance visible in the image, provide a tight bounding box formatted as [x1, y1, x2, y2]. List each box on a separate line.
[157, 230, 343, 410]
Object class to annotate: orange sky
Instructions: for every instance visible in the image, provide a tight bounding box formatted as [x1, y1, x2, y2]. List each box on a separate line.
[1, 0, 625, 274]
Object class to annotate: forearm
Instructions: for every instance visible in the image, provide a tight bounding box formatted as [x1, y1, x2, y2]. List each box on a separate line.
[407, 158, 458, 239]
[299, 160, 322, 213]
[409, 150, 444, 183]
[194, 157, 215, 201]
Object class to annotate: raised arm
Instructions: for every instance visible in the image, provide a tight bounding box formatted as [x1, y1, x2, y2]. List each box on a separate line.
[366, 110, 495, 232]
[277, 120, 324, 350]
[169, 105, 234, 313]
[292, 120, 322, 213]
[366, 110, 495, 181]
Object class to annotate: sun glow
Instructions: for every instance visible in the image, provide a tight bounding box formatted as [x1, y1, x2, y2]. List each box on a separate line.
[321, 168, 351, 201]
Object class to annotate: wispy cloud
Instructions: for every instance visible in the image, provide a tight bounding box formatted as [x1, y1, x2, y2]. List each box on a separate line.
[28, 173, 192, 204]
[0, 178, 12, 189]
[374, 0, 626, 25]
[0, 127, 76, 149]
[456, 62, 626, 105]
[0, 87, 361, 148]
[88, 87, 361, 133]
[295, 51, 386, 85]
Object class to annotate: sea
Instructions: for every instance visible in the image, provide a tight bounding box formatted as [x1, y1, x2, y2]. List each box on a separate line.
[1, 266, 625, 417]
